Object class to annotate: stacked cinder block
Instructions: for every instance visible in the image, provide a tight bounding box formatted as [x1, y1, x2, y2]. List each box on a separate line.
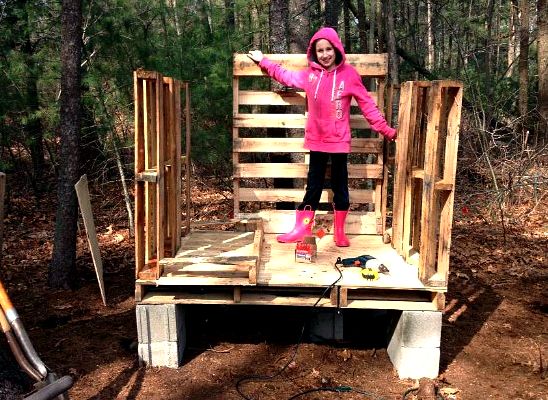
[136, 304, 186, 368]
[387, 310, 442, 379]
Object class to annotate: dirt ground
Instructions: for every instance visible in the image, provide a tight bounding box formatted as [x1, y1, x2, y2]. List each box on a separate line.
[0, 176, 546, 400]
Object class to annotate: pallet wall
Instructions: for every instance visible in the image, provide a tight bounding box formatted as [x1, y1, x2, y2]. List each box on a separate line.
[392, 81, 463, 287]
[133, 70, 191, 280]
[232, 54, 391, 235]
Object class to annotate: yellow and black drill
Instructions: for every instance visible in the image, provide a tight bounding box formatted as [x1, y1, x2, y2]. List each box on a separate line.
[336, 255, 389, 280]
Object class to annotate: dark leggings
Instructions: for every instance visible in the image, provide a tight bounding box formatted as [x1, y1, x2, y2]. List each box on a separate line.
[298, 151, 350, 211]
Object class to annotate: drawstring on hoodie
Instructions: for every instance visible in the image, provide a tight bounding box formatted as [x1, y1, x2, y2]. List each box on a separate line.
[314, 70, 324, 100]
[331, 69, 337, 101]
[314, 68, 338, 101]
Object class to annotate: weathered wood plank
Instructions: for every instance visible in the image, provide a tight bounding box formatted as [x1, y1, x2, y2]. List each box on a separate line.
[134, 72, 145, 279]
[234, 163, 383, 179]
[238, 188, 375, 204]
[75, 175, 107, 306]
[155, 73, 165, 276]
[233, 53, 388, 77]
[419, 82, 443, 283]
[233, 138, 383, 153]
[435, 85, 462, 287]
[233, 113, 372, 129]
[238, 210, 379, 235]
[238, 90, 378, 107]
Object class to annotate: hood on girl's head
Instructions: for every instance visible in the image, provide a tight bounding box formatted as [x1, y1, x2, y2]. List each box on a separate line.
[307, 27, 346, 69]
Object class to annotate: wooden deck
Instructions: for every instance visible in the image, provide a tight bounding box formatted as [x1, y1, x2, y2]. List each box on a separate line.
[137, 230, 445, 311]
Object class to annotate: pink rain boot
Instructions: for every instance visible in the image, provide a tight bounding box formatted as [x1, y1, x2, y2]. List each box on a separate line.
[277, 207, 315, 243]
[334, 210, 350, 247]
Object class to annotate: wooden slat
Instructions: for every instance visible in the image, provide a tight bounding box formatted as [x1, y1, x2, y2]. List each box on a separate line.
[233, 75, 241, 217]
[234, 163, 383, 179]
[238, 90, 378, 107]
[238, 188, 375, 204]
[136, 170, 158, 182]
[249, 226, 264, 284]
[174, 79, 182, 248]
[233, 53, 388, 77]
[233, 113, 372, 129]
[238, 210, 378, 235]
[144, 80, 156, 263]
[75, 175, 107, 306]
[419, 82, 443, 283]
[184, 82, 191, 236]
[134, 73, 145, 279]
[135, 69, 160, 80]
[375, 80, 386, 234]
[435, 85, 462, 286]
[155, 73, 165, 275]
[239, 90, 306, 106]
[163, 77, 174, 256]
[392, 82, 416, 253]
[139, 291, 439, 310]
[233, 138, 383, 153]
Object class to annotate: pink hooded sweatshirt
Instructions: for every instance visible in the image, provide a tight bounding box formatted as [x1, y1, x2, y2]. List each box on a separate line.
[258, 27, 396, 153]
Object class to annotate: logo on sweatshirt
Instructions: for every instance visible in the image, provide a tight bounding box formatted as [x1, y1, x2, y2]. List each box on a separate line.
[308, 72, 317, 83]
[335, 80, 345, 119]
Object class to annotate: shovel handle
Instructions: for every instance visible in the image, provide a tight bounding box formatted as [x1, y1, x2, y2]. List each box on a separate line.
[0, 280, 15, 315]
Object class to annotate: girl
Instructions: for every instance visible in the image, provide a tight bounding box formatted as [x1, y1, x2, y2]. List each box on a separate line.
[248, 27, 396, 247]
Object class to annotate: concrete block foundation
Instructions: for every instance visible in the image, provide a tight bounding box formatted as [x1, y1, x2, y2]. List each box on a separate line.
[136, 304, 186, 368]
[387, 310, 442, 379]
[134, 305, 443, 379]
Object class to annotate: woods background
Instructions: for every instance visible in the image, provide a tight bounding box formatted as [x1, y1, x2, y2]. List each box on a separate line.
[0, 0, 546, 285]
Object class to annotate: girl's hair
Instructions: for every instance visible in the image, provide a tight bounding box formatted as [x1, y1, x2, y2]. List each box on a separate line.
[311, 39, 343, 65]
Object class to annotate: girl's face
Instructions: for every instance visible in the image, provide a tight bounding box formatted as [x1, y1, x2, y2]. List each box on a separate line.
[315, 39, 336, 71]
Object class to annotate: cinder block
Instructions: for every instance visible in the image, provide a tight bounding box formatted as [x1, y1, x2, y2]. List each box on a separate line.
[387, 310, 442, 379]
[400, 311, 442, 348]
[136, 304, 185, 344]
[138, 342, 184, 368]
[387, 345, 440, 379]
[309, 310, 344, 342]
[136, 304, 186, 368]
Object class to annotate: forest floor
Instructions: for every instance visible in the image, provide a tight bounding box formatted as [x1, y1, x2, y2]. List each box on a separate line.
[0, 174, 547, 400]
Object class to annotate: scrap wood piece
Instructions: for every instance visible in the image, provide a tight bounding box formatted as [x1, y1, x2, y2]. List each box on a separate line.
[75, 175, 107, 306]
[249, 225, 264, 285]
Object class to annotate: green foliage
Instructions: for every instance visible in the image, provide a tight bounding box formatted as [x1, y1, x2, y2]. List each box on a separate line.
[0, 0, 543, 185]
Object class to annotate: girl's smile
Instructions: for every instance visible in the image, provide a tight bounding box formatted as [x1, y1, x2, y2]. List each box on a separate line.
[315, 39, 336, 71]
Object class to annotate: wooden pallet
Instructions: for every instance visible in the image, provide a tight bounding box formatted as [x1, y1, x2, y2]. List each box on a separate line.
[136, 231, 444, 311]
[232, 53, 390, 235]
[392, 81, 463, 287]
[133, 70, 191, 280]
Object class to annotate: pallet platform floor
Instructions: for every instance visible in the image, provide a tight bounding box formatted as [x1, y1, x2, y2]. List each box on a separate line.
[137, 231, 445, 311]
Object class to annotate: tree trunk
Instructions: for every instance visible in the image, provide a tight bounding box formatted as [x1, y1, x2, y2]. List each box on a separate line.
[369, 0, 376, 53]
[384, 0, 399, 85]
[518, 0, 529, 119]
[325, 0, 341, 29]
[507, 0, 520, 77]
[289, 0, 309, 53]
[49, 0, 82, 289]
[343, 0, 351, 51]
[426, 0, 434, 70]
[539, 0, 548, 122]
[356, 0, 367, 52]
[485, 0, 495, 76]
[225, 0, 235, 31]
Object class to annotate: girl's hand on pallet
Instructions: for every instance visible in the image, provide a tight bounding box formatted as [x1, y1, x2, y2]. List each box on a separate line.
[248, 50, 264, 63]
